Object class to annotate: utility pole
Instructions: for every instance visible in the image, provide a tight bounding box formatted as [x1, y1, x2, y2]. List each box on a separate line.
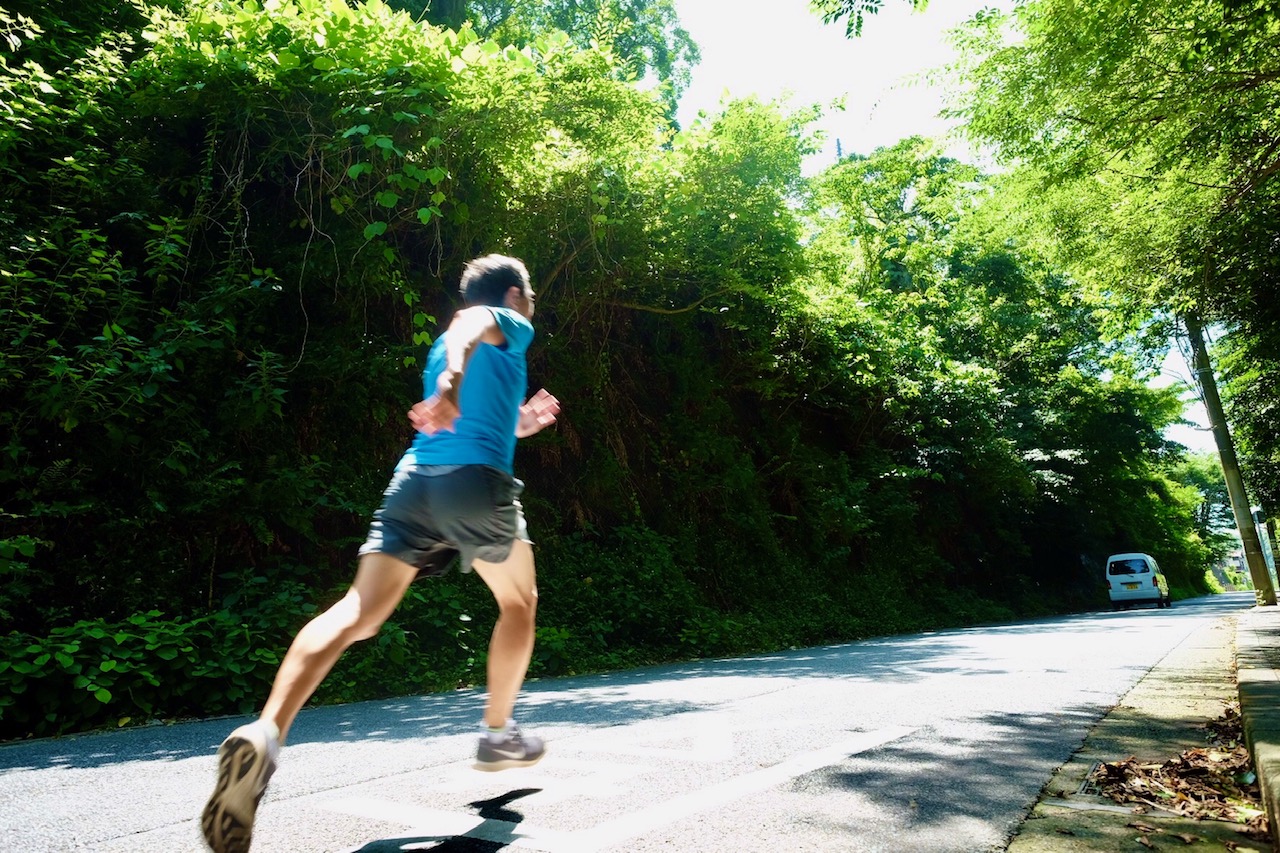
[1262, 511, 1280, 589]
[1185, 312, 1276, 605]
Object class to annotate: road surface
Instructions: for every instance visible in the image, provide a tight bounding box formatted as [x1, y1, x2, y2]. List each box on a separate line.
[0, 592, 1254, 852]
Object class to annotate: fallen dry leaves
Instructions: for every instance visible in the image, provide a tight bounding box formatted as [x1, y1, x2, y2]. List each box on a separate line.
[1090, 704, 1271, 845]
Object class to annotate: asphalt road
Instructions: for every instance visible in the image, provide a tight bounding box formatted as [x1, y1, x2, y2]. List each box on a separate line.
[0, 592, 1256, 853]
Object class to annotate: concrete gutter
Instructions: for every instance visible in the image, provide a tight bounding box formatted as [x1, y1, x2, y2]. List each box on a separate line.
[1237, 606, 1280, 853]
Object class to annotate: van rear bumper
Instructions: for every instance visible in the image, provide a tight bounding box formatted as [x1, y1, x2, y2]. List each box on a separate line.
[1109, 588, 1163, 603]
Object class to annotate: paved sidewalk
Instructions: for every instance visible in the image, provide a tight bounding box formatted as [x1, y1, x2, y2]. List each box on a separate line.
[1238, 606, 1280, 853]
[1006, 608, 1274, 852]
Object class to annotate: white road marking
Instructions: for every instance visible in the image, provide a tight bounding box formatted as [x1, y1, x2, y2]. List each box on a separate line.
[321, 726, 917, 852]
[572, 718, 736, 762]
[422, 757, 651, 802]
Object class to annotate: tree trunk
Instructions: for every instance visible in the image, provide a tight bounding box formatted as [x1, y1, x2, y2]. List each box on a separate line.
[1185, 312, 1276, 605]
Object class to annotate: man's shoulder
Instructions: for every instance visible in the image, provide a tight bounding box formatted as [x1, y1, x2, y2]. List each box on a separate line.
[488, 306, 532, 326]
[487, 307, 534, 351]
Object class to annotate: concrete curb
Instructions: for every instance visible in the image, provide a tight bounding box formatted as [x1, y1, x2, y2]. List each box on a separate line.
[1237, 606, 1280, 853]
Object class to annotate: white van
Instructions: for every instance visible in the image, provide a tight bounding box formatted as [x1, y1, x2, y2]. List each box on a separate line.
[1106, 553, 1170, 609]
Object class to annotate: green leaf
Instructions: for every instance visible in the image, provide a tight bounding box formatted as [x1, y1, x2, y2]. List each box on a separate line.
[342, 124, 371, 138]
[94, 688, 112, 703]
[363, 221, 388, 240]
[375, 191, 400, 208]
[346, 163, 371, 179]
[313, 56, 336, 71]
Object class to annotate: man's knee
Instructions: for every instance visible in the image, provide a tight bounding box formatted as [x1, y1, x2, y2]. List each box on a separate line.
[345, 616, 385, 643]
[327, 591, 389, 643]
[496, 589, 537, 621]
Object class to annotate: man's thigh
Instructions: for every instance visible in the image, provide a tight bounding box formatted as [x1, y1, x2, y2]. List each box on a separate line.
[472, 539, 537, 607]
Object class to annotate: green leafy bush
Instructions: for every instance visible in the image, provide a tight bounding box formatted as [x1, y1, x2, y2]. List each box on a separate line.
[0, 609, 280, 739]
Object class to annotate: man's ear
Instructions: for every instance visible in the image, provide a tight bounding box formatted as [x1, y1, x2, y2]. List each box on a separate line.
[503, 285, 521, 308]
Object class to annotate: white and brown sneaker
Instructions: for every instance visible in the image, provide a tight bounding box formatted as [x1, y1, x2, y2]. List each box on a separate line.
[201, 721, 279, 853]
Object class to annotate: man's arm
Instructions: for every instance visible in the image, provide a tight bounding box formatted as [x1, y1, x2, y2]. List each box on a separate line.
[436, 307, 506, 407]
[407, 307, 505, 435]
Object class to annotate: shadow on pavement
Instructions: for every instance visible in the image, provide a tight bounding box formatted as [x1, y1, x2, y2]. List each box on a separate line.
[816, 706, 1103, 833]
[343, 787, 540, 853]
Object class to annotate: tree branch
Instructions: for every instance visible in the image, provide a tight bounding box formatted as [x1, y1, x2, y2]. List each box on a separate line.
[606, 286, 737, 315]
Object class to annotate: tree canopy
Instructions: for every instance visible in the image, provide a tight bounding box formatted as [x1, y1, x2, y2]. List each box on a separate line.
[384, 0, 699, 117]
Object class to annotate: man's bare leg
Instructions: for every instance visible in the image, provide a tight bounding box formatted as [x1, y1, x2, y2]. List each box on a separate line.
[260, 552, 418, 741]
[471, 539, 538, 729]
[203, 553, 417, 852]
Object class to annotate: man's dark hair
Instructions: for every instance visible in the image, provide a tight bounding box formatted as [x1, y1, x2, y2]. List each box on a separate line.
[459, 254, 530, 307]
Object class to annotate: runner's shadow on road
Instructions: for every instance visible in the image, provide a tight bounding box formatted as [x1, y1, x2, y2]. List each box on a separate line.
[343, 788, 539, 853]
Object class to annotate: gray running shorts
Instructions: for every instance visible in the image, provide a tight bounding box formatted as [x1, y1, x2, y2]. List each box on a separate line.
[358, 464, 529, 577]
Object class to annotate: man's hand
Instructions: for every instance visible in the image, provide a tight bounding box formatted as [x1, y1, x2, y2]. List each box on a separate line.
[516, 388, 560, 438]
[408, 395, 461, 435]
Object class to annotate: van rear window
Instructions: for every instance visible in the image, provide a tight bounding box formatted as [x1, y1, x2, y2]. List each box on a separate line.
[1108, 558, 1148, 575]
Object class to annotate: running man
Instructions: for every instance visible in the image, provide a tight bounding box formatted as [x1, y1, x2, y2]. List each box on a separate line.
[201, 254, 559, 853]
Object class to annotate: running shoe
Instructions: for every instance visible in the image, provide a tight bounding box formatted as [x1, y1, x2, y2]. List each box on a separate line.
[475, 726, 545, 771]
[201, 721, 279, 853]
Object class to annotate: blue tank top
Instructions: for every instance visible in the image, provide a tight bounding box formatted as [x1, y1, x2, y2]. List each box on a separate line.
[404, 307, 534, 474]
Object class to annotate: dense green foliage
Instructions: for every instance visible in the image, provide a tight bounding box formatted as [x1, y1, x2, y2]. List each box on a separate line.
[0, 0, 1228, 739]
[949, 0, 1280, 509]
[386, 0, 698, 118]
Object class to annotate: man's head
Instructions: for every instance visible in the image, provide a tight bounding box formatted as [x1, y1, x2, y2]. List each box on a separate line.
[460, 254, 535, 319]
